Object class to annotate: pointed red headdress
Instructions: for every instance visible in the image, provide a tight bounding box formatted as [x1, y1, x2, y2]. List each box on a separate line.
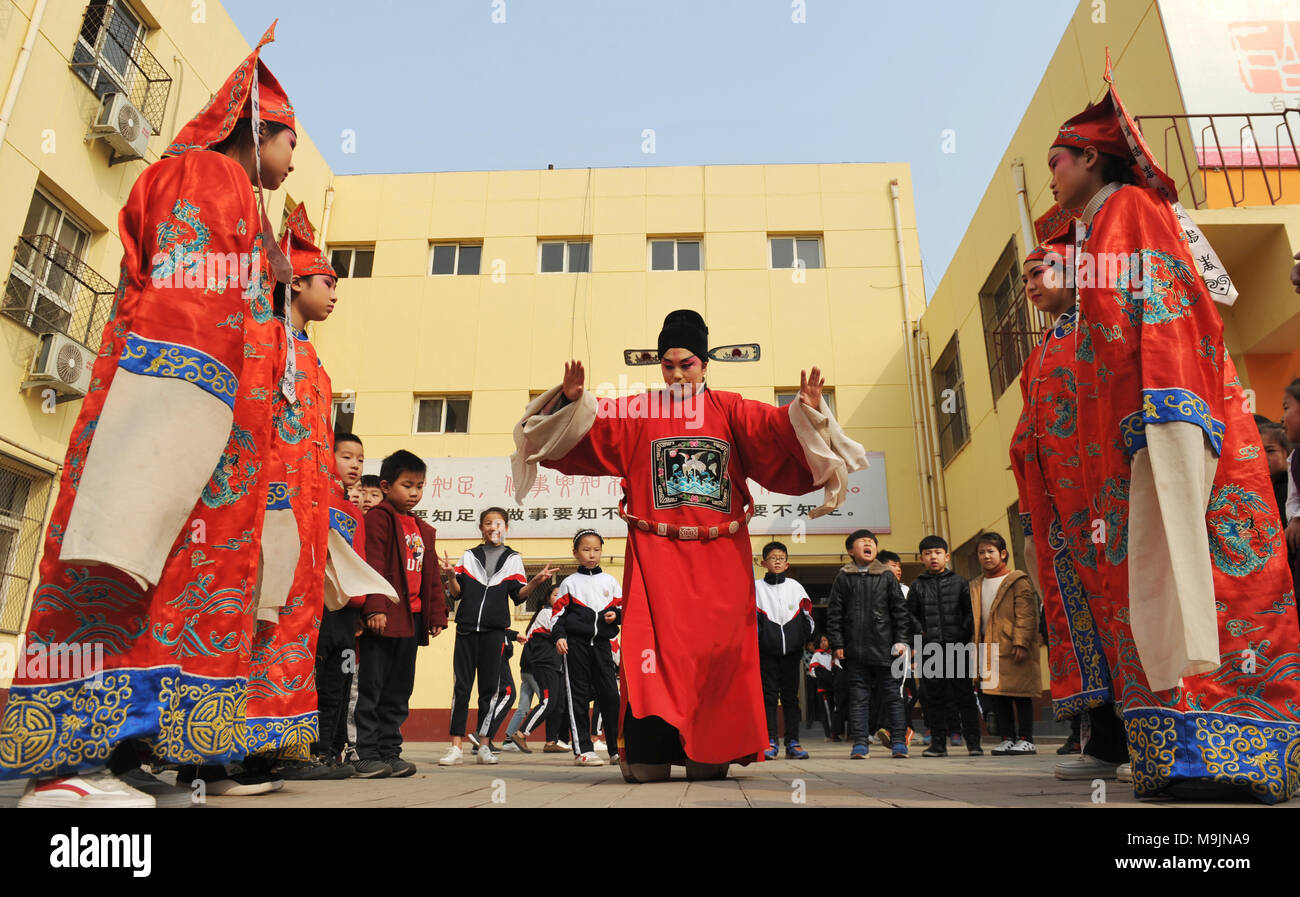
[164, 21, 295, 157]
[279, 205, 336, 279]
[1024, 225, 1072, 266]
[1048, 50, 1237, 305]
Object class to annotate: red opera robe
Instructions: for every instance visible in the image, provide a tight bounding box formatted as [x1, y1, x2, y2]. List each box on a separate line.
[512, 385, 866, 765]
[0, 151, 277, 778]
[245, 325, 334, 757]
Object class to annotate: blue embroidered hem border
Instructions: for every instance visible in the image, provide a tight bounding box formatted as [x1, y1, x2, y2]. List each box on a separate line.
[329, 507, 357, 545]
[1125, 706, 1300, 804]
[1119, 387, 1225, 457]
[266, 481, 291, 511]
[244, 712, 318, 758]
[0, 668, 249, 779]
[119, 332, 238, 410]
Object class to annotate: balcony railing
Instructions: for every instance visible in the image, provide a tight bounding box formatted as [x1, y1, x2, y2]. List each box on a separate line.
[69, 2, 172, 135]
[1134, 110, 1300, 208]
[2, 234, 115, 349]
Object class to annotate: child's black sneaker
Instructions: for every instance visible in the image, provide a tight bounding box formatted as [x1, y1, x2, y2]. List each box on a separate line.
[921, 746, 948, 757]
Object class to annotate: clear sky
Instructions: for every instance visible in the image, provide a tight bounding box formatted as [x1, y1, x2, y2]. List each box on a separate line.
[221, 0, 1079, 298]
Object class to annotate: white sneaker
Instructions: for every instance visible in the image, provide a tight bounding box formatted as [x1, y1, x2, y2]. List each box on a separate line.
[991, 739, 1016, 755]
[18, 769, 155, 808]
[438, 746, 464, 767]
[477, 745, 498, 765]
[1117, 762, 1133, 783]
[118, 767, 194, 808]
[466, 733, 481, 748]
[575, 751, 605, 767]
[592, 739, 607, 753]
[1008, 739, 1037, 755]
[501, 739, 522, 753]
[556, 740, 571, 751]
[1054, 754, 1119, 780]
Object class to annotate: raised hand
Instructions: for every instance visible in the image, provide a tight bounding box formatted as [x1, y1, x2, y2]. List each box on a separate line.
[438, 550, 456, 574]
[799, 366, 825, 409]
[533, 562, 559, 582]
[562, 359, 585, 402]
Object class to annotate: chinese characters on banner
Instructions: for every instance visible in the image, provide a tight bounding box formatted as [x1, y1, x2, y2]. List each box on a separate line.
[362, 454, 889, 540]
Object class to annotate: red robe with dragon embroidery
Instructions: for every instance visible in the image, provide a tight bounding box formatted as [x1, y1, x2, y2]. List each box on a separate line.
[244, 327, 333, 757]
[0, 151, 277, 778]
[542, 388, 820, 765]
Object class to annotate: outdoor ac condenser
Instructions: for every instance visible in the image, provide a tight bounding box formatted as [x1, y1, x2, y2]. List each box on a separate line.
[24, 332, 94, 399]
[89, 92, 151, 161]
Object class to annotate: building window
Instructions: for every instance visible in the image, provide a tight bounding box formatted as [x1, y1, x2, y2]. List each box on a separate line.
[649, 238, 701, 271]
[769, 235, 823, 269]
[980, 237, 1036, 401]
[329, 246, 374, 278]
[933, 334, 970, 466]
[430, 243, 482, 276]
[776, 388, 837, 417]
[332, 394, 356, 434]
[70, 1, 172, 134]
[539, 240, 591, 273]
[2, 190, 115, 348]
[413, 395, 470, 434]
[0, 455, 55, 635]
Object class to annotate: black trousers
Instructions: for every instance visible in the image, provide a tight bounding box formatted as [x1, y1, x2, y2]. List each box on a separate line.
[450, 629, 506, 737]
[760, 652, 802, 744]
[989, 694, 1034, 742]
[844, 660, 906, 745]
[355, 630, 418, 761]
[520, 664, 563, 736]
[563, 639, 619, 755]
[922, 673, 982, 748]
[313, 608, 358, 757]
[832, 666, 849, 735]
[1085, 702, 1128, 763]
[804, 674, 819, 725]
[812, 668, 836, 737]
[545, 672, 569, 742]
[484, 660, 516, 741]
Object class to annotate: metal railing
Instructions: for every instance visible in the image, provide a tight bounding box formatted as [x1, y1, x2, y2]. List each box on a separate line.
[69, 2, 172, 134]
[2, 234, 116, 349]
[984, 301, 1037, 399]
[0, 454, 54, 635]
[1134, 110, 1300, 208]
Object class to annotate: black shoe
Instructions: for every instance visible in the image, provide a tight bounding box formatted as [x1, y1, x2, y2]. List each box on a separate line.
[922, 746, 948, 758]
[1057, 737, 1082, 755]
[386, 757, 417, 777]
[276, 757, 334, 781]
[967, 748, 984, 756]
[353, 759, 393, 779]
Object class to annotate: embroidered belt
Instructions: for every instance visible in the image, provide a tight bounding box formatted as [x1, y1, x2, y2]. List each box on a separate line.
[618, 498, 752, 542]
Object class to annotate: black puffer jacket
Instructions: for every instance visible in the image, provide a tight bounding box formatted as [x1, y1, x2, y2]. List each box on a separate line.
[826, 560, 910, 666]
[907, 568, 973, 645]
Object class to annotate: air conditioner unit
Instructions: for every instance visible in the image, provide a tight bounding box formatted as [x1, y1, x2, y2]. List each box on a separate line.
[89, 92, 151, 160]
[23, 332, 94, 399]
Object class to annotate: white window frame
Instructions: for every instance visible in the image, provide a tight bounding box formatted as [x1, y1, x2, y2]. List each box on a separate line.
[331, 393, 356, 432]
[327, 245, 375, 278]
[537, 240, 592, 274]
[7, 189, 92, 332]
[411, 394, 471, 434]
[768, 235, 824, 270]
[776, 387, 836, 417]
[648, 238, 703, 272]
[428, 242, 482, 276]
[73, 0, 147, 99]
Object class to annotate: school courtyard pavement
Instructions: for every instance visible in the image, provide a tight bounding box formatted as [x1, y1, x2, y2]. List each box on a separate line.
[158, 738, 1294, 808]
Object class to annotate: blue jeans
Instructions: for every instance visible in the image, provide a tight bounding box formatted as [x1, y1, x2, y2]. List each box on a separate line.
[504, 672, 539, 737]
[844, 660, 905, 746]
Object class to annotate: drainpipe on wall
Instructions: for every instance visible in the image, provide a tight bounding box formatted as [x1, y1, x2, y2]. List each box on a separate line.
[1011, 158, 1048, 332]
[889, 178, 935, 538]
[0, 0, 50, 147]
[319, 184, 335, 252]
[918, 331, 952, 546]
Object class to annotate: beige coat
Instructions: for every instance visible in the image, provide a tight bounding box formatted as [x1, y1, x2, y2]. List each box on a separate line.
[970, 569, 1043, 698]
